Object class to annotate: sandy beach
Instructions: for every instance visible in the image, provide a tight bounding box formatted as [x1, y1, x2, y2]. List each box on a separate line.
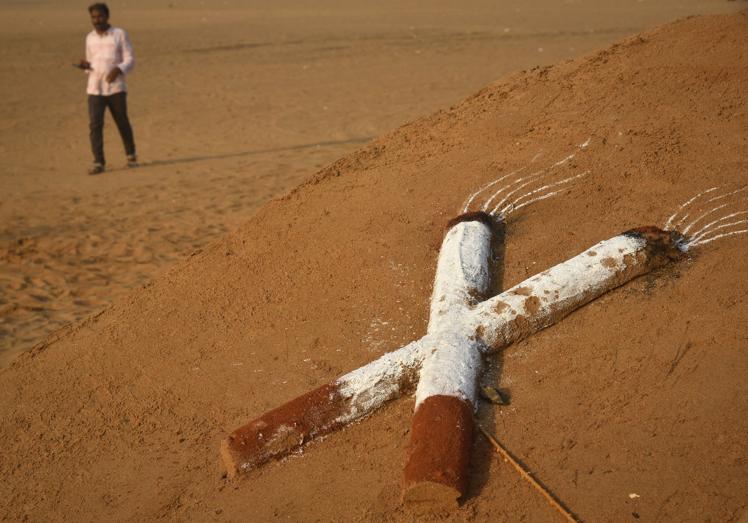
[1, 0, 743, 367]
[1, 1, 746, 521]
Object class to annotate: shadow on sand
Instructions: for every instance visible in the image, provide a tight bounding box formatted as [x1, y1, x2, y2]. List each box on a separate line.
[137, 136, 374, 170]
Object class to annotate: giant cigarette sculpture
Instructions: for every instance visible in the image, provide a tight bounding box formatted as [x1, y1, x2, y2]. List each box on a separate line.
[220, 147, 746, 507]
[221, 146, 590, 479]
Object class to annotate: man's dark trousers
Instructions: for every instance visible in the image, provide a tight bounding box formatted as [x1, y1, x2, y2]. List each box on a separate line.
[88, 92, 136, 165]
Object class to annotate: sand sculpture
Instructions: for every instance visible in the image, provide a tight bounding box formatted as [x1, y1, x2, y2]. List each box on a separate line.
[220, 144, 747, 508]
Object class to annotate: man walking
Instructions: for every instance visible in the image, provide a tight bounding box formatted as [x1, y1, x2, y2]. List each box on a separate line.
[75, 3, 138, 175]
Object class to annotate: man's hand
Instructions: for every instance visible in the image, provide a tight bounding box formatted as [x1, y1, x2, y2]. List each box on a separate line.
[74, 59, 91, 70]
[106, 67, 122, 83]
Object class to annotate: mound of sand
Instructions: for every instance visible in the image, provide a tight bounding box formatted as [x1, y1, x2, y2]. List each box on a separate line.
[1, 12, 746, 522]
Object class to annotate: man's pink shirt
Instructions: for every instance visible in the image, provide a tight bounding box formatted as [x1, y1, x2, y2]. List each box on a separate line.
[85, 26, 135, 96]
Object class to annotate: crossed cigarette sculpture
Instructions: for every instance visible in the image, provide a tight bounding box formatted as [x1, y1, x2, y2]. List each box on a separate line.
[220, 210, 684, 506]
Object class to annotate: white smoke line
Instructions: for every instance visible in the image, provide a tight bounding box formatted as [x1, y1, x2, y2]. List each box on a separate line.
[496, 171, 589, 217]
[706, 186, 747, 203]
[485, 147, 587, 214]
[481, 168, 547, 212]
[663, 186, 718, 230]
[471, 139, 589, 214]
[462, 167, 527, 213]
[682, 202, 735, 234]
[487, 171, 549, 214]
[501, 190, 563, 217]
[688, 229, 748, 248]
[690, 218, 748, 244]
[689, 211, 748, 240]
[553, 153, 575, 166]
[512, 171, 589, 206]
[688, 220, 748, 245]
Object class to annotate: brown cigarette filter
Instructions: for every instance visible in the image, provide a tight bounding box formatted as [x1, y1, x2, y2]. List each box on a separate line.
[402, 395, 475, 509]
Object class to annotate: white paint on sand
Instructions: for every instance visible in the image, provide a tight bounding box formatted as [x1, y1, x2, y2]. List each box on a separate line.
[486, 169, 548, 214]
[665, 186, 748, 250]
[464, 139, 590, 214]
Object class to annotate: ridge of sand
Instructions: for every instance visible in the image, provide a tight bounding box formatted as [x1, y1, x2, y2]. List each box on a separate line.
[1, 12, 747, 522]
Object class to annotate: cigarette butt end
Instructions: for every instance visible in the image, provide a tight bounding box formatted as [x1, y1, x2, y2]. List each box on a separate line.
[219, 438, 239, 480]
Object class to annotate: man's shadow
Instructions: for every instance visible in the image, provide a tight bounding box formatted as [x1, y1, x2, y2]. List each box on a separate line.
[135, 136, 373, 170]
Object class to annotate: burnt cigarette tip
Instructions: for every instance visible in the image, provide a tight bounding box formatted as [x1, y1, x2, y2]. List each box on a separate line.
[623, 226, 684, 261]
[446, 211, 503, 233]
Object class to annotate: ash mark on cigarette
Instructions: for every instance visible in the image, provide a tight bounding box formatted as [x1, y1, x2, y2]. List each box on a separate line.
[511, 314, 532, 340]
[523, 295, 541, 314]
[493, 301, 510, 314]
[512, 286, 533, 296]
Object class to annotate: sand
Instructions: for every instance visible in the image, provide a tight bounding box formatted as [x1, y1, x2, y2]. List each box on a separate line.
[1, 1, 747, 522]
[1, 0, 744, 367]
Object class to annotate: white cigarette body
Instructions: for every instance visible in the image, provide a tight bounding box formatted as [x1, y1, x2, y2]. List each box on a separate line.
[471, 227, 682, 351]
[404, 214, 496, 505]
[421, 216, 495, 408]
